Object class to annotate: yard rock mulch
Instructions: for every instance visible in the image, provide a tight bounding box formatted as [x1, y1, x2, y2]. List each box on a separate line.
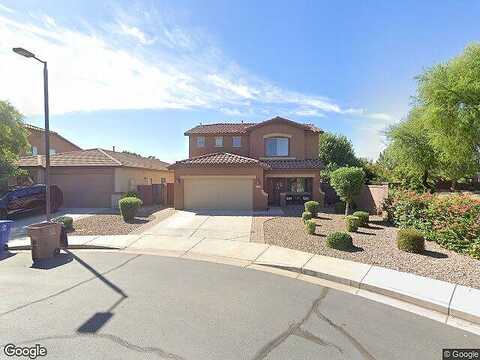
[263, 210, 480, 289]
[69, 214, 153, 236]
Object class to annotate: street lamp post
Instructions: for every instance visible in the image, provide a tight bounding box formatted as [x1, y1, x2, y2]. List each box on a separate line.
[13, 47, 51, 221]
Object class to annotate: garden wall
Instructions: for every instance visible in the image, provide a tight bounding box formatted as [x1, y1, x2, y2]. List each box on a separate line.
[353, 184, 389, 215]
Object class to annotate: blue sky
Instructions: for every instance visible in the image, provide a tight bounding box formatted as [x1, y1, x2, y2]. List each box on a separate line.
[1, 0, 479, 162]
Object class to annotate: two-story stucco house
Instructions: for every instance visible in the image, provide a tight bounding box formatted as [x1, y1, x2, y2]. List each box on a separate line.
[23, 124, 82, 155]
[169, 116, 324, 210]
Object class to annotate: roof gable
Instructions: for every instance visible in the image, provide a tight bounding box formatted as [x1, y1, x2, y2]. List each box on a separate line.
[184, 116, 321, 136]
[168, 152, 269, 169]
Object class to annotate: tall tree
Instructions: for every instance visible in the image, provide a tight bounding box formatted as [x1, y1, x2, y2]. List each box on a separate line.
[417, 44, 480, 185]
[385, 108, 438, 189]
[318, 132, 359, 169]
[0, 101, 28, 189]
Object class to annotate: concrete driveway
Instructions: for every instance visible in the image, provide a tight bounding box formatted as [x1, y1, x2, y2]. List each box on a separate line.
[142, 209, 253, 242]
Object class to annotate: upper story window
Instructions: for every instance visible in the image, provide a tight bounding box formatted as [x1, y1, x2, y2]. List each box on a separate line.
[265, 137, 289, 157]
[31, 146, 38, 155]
[49, 149, 56, 155]
[196, 136, 205, 147]
[232, 136, 241, 148]
[215, 136, 223, 147]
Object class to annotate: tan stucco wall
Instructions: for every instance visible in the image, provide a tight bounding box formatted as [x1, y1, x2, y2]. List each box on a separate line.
[353, 184, 389, 215]
[188, 135, 250, 158]
[25, 130, 81, 155]
[114, 167, 173, 193]
[187, 123, 320, 161]
[249, 123, 309, 160]
[173, 167, 267, 210]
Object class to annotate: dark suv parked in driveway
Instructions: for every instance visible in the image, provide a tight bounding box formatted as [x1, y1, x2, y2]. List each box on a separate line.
[0, 184, 63, 219]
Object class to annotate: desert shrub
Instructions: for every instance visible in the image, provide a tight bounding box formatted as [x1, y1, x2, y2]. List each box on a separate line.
[330, 167, 365, 215]
[52, 216, 73, 230]
[469, 242, 480, 260]
[302, 211, 313, 223]
[352, 211, 369, 226]
[119, 197, 143, 222]
[305, 219, 316, 235]
[326, 232, 353, 250]
[121, 191, 140, 199]
[304, 201, 319, 217]
[334, 201, 346, 214]
[345, 215, 359, 232]
[384, 190, 480, 256]
[397, 228, 425, 254]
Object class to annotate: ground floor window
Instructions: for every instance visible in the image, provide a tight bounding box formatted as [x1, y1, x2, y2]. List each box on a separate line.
[287, 177, 312, 193]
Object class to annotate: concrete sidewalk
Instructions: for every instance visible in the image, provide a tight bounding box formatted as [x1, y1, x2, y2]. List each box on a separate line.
[6, 233, 480, 331]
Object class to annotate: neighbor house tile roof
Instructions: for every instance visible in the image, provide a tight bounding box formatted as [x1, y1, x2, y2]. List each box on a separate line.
[262, 159, 324, 170]
[18, 149, 170, 171]
[184, 116, 322, 135]
[168, 152, 269, 169]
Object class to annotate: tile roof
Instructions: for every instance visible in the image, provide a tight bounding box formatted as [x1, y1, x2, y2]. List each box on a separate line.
[184, 116, 322, 135]
[18, 149, 170, 171]
[168, 152, 269, 169]
[184, 123, 255, 135]
[261, 159, 325, 170]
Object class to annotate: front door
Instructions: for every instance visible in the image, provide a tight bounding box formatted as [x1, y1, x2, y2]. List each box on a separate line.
[267, 178, 286, 205]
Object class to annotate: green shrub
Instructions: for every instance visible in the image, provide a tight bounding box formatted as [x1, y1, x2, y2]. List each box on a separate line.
[353, 211, 369, 226]
[302, 211, 313, 223]
[345, 215, 359, 232]
[52, 216, 73, 230]
[469, 242, 480, 260]
[326, 232, 353, 250]
[330, 167, 365, 215]
[397, 228, 425, 254]
[119, 197, 143, 222]
[305, 219, 316, 235]
[334, 201, 346, 214]
[304, 201, 319, 217]
[384, 190, 480, 255]
[121, 191, 140, 199]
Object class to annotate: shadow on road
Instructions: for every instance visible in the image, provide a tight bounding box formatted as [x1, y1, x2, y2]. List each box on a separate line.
[31, 253, 73, 269]
[0, 251, 16, 262]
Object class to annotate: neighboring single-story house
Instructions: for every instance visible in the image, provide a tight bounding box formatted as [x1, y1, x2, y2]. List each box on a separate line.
[18, 148, 173, 208]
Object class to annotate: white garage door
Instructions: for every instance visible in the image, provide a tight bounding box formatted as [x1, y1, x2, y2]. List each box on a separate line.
[184, 177, 253, 210]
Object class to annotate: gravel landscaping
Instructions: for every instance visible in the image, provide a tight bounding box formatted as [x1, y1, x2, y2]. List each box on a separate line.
[264, 208, 480, 289]
[69, 206, 168, 236]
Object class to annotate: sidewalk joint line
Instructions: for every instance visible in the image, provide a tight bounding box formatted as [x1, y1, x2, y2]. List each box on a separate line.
[359, 264, 374, 287]
[188, 216, 211, 239]
[181, 238, 205, 257]
[252, 245, 271, 263]
[447, 284, 458, 319]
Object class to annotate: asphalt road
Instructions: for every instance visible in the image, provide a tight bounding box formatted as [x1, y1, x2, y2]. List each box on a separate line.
[0, 251, 479, 360]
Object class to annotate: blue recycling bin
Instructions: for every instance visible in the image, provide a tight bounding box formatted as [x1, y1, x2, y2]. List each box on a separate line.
[0, 220, 14, 251]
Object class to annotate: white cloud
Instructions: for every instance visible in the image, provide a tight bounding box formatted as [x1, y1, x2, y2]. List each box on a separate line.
[118, 22, 156, 45]
[0, 2, 14, 14]
[0, 9, 395, 159]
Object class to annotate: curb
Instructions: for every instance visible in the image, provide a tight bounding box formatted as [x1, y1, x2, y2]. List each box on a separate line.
[257, 261, 478, 326]
[6, 244, 120, 251]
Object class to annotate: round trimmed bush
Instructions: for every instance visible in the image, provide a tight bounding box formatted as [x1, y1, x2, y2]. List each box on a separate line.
[52, 216, 73, 230]
[121, 191, 140, 199]
[302, 211, 313, 223]
[345, 215, 360, 232]
[326, 232, 353, 250]
[305, 219, 316, 235]
[119, 196, 143, 222]
[304, 201, 319, 217]
[353, 211, 369, 227]
[334, 201, 345, 214]
[397, 228, 425, 254]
